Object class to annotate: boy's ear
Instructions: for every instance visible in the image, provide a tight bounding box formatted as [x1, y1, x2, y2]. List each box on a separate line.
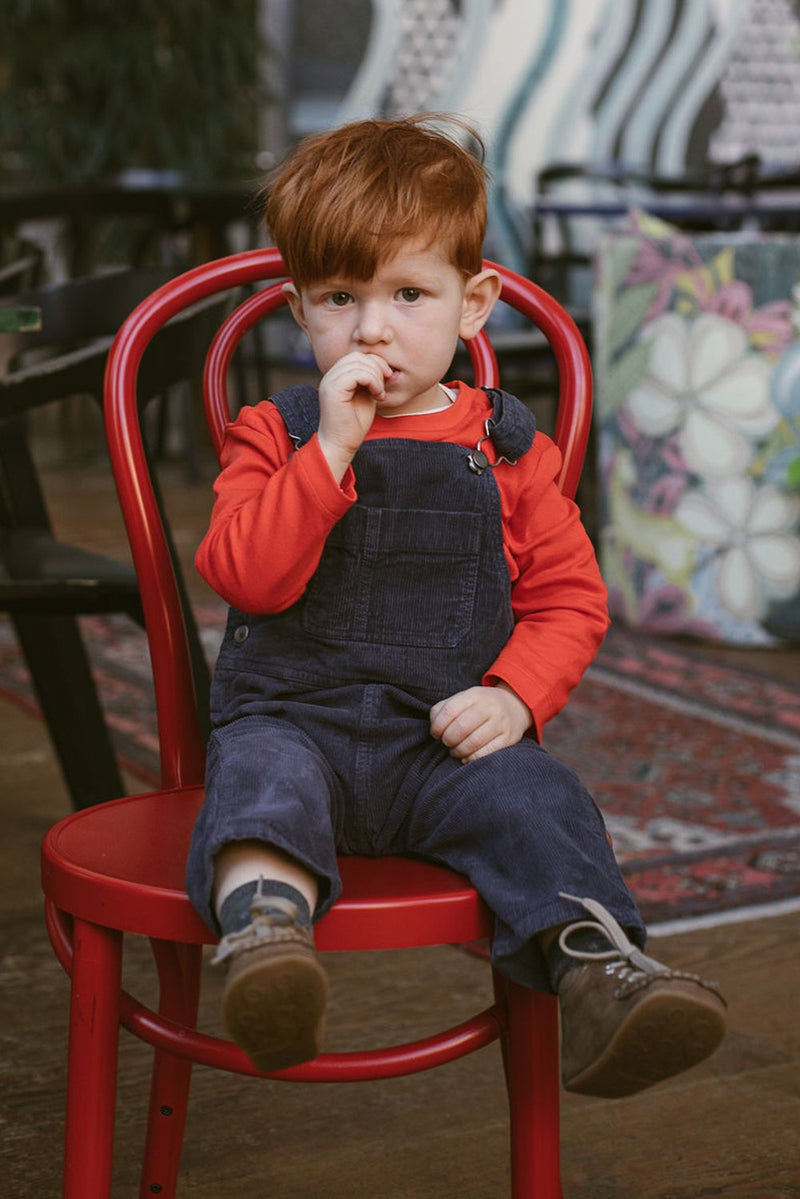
[459, 268, 502, 340]
[282, 281, 308, 332]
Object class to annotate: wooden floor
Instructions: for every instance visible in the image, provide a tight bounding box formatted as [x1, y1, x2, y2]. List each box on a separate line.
[2, 416, 800, 1198]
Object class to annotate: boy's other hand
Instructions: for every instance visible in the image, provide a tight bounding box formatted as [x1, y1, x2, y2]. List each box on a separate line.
[429, 683, 533, 763]
[317, 352, 392, 481]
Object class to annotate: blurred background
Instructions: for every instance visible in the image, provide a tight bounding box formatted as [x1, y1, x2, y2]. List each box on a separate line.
[3, 0, 800, 276]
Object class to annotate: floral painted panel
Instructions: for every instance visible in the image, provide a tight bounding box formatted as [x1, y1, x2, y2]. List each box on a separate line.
[593, 219, 800, 645]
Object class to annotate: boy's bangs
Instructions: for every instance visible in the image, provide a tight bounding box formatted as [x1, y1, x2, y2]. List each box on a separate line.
[300, 220, 387, 285]
[297, 212, 449, 285]
[267, 115, 488, 285]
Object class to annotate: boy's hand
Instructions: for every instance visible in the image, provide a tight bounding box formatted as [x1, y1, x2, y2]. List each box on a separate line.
[429, 683, 533, 763]
[317, 352, 392, 481]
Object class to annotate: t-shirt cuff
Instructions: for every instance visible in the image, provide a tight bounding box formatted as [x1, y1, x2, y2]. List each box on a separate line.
[297, 434, 357, 510]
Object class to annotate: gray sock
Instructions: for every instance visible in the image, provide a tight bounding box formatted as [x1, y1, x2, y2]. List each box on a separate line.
[218, 879, 312, 936]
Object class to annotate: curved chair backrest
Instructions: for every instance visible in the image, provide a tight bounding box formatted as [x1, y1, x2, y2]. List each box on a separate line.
[104, 247, 592, 794]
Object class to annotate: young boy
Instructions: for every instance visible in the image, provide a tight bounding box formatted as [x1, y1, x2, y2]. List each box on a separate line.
[187, 115, 726, 1097]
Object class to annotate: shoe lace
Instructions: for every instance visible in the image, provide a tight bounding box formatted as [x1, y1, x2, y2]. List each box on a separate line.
[556, 892, 722, 1000]
[557, 891, 671, 979]
[211, 890, 310, 966]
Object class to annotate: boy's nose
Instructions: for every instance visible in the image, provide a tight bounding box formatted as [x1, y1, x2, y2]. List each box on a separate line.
[353, 302, 391, 344]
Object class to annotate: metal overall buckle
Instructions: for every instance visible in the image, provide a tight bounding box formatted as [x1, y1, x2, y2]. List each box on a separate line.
[467, 418, 518, 475]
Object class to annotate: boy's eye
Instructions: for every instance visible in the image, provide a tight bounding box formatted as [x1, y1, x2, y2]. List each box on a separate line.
[398, 287, 422, 302]
[326, 291, 352, 307]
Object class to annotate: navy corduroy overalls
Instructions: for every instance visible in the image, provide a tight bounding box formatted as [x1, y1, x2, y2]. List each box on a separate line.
[186, 384, 645, 990]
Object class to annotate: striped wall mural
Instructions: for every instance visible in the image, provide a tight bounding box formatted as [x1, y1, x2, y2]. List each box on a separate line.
[288, 0, 800, 268]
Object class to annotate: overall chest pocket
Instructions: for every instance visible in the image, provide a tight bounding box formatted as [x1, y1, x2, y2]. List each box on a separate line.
[301, 506, 483, 648]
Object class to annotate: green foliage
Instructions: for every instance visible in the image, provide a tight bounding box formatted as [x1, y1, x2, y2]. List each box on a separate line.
[595, 339, 651, 421]
[605, 280, 659, 356]
[0, 0, 269, 185]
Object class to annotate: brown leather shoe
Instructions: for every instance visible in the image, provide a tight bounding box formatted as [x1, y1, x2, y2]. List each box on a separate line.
[556, 893, 727, 1098]
[213, 895, 328, 1073]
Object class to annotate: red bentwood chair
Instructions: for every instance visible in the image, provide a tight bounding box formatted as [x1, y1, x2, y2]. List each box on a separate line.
[41, 248, 592, 1198]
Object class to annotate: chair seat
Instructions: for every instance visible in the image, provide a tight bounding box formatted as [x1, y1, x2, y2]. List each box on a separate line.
[41, 786, 494, 950]
[0, 528, 138, 582]
[0, 529, 142, 614]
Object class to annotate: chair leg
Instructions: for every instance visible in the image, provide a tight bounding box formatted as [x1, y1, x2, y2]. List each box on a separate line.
[63, 918, 123, 1199]
[138, 941, 203, 1199]
[13, 612, 124, 807]
[495, 974, 562, 1199]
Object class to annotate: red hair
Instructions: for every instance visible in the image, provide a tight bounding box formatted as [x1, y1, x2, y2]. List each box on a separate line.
[265, 114, 488, 286]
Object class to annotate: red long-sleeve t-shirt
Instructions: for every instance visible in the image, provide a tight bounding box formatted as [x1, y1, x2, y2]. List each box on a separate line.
[196, 382, 609, 737]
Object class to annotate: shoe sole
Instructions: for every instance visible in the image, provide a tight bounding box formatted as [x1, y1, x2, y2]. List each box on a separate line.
[564, 989, 727, 1098]
[221, 947, 329, 1073]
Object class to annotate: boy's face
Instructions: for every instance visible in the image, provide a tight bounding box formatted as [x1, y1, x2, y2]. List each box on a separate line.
[284, 240, 500, 417]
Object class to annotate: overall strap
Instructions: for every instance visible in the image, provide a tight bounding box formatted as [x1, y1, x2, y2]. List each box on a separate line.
[269, 383, 321, 449]
[482, 388, 536, 461]
[269, 381, 535, 463]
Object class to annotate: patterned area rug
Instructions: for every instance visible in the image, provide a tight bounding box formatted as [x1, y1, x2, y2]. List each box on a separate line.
[545, 628, 800, 928]
[2, 611, 799, 929]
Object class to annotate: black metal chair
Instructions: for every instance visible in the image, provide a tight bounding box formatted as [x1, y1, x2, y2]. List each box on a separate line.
[0, 236, 44, 298]
[530, 154, 780, 328]
[0, 268, 221, 808]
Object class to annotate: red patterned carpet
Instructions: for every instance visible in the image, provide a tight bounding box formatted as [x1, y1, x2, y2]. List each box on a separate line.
[2, 612, 799, 928]
[547, 626, 800, 926]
